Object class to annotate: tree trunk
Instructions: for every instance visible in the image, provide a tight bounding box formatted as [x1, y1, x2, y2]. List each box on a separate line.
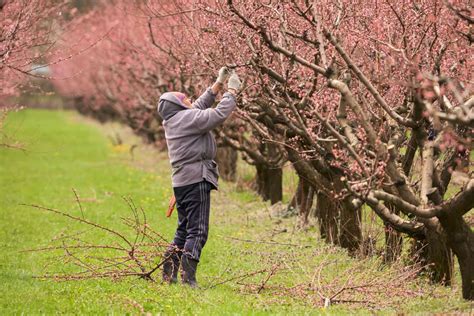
[215, 146, 238, 182]
[289, 177, 314, 227]
[285, 147, 361, 252]
[315, 193, 362, 254]
[438, 214, 474, 300]
[339, 199, 362, 254]
[411, 225, 454, 286]
[255, 163, 282, 204]
[384, 224, 403, 263]
[316, 192, 338, 245]
[383, 204, 403, 263]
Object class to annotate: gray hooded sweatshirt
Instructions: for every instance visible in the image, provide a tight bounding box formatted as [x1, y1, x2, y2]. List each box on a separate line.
[157, 88, 236, 189]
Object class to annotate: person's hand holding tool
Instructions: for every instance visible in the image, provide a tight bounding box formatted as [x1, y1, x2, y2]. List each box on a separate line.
[216, 66, 230, 84]
[227, 71, 242, 95]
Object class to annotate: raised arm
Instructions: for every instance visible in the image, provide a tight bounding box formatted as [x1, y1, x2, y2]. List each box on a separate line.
[192, 67, 231, 110]
[191, 92, 237, 132]
[190, 72, 242, 132]
[175, 72, 242, 135]
[192, 88, 218, 110]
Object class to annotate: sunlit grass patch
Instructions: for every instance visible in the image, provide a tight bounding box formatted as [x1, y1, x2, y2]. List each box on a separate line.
[0, 109, 470, 315]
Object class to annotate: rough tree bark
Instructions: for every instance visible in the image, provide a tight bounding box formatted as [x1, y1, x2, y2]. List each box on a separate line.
[288, 177, 314, 227]
[384, 224, 403, 263]
[315, 192, 338, 244]
[384, 204, 403, 263]
[418, 142, 454, 286]
[411, 226, 454, 286]
[255, 163, 282, 205]
[438, 214, 474, 299]
[315, 192, 362, 255]
[215, 146, 238, 182]
[286, 147, 362, 253]
[338, 198, 363, 254]
[253, 142, 283, 204]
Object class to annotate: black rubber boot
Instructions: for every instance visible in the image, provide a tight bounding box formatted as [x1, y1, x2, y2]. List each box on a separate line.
[181, 254, 198, 288]
[162, 248, 181, 284]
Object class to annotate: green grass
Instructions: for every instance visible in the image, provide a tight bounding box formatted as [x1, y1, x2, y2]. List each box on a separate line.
[1, 109, 472, 315]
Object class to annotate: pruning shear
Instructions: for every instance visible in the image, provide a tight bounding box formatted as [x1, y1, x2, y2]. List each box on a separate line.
[226, 62, 251, 69]
[166, 195, 176, 217]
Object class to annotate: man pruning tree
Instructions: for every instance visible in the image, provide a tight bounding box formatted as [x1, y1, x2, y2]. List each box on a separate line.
[157, 67, 242, 287]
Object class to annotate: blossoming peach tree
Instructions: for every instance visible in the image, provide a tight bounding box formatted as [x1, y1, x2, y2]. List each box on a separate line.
[198, 0, 472, 299]
[51, 0, 472, 299]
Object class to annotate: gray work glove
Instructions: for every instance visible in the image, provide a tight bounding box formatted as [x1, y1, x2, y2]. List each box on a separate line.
[216, 67, 231, 84]
[227, 72, 242, 91]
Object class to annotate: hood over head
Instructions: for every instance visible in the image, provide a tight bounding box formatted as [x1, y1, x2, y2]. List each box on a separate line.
[157, 92, 189, 120]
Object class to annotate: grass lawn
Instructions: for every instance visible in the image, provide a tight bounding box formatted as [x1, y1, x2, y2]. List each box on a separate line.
[0, 109, 472, 315]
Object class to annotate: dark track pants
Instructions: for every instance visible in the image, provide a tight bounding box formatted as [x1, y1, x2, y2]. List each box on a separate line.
[172, 181, 211, 261]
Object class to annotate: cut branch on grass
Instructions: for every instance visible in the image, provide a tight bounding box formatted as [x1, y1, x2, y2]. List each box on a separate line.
[72, 188, 85, 219]
[206, 268, 269, 289]
[22, 192, 170, 282]
[220, 235, 310, 248]
[237, 253, 429, 309]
